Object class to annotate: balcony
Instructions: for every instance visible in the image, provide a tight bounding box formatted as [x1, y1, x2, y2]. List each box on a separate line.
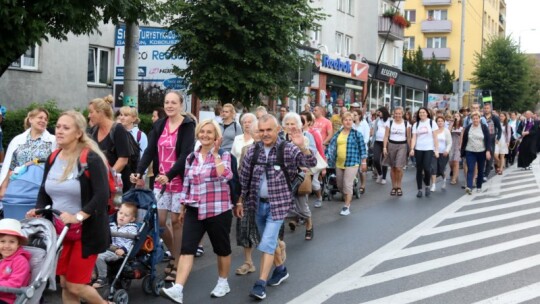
[423, 0, 451, 5]
[422, 48, 451, 60]
[421, 20, 452, 33]
[378, 17, 404, 41]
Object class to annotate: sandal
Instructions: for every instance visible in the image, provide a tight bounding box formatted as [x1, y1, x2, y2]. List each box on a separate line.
[305, 228, 313, 241]
[450, 180, 457, 185]
[195, 246, 204, 257]
[235, 261, 256, 275]
[396, 188, 403, 196]
[390, 188, 397, 196]
[92, 278, 107, 289]
[360, 187, 365, 194]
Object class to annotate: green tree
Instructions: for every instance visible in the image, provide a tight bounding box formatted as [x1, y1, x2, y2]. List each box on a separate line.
[472, 36, 532, 111]
[166, 0, 325, 107]
[403, 47, 454, 94]
[0, 0, 160, 76]
[403, 47, 427, 77]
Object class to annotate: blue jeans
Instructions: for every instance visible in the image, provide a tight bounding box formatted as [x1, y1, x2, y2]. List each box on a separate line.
[466, 151, 486, 189]
[255, 199, 284, 255]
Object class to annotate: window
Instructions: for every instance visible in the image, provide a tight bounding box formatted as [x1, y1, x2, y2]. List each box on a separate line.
[393, 46, 401, 66]
[427, 37, 447, 48]
[345, 36, 353, 56]
[379, 42, 387, 63]
[11, 45, 39, 70]
[88, 47, 111, 85]
[404, 36, 415, 50]
[336, 32, 344, 55]
[405, 10, 416, 23]
[310, 25, 322, 43]
[427, 10, 448, 21]
[380, 1, 389, 15]
[338, 0, 353, 14]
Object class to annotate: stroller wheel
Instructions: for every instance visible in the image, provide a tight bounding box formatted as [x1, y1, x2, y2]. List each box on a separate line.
[113, 289, 129, 304]
[142, 275, 153, 295]
[152, 277, 165, 296]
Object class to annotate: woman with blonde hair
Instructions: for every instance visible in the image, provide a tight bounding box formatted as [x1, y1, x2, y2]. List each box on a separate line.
[117, 106, 148, 157]
[0, 108, 56, 201]
[28, 110, 111, 304]
[88, 95, 133, 193]
[160, 119, 234, 302]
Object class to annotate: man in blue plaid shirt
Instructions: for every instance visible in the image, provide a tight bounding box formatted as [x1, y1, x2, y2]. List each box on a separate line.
[236, 114, 316, 300]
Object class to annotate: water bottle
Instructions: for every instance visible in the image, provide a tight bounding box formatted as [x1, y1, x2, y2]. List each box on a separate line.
[113, 171, 123, 207]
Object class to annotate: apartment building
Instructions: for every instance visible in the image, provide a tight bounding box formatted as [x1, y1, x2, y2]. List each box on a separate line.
[403, 0, 506, 102]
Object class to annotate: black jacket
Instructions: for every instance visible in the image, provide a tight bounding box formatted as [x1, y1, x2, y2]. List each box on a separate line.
[136, 115, 196, 181]
[461, 123, 491, 157]
[37, 150, 111, 258]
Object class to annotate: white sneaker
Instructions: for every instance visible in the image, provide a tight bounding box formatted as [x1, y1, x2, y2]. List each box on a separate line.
[442, 178, 447, 190]
[381, 179, 387, 185]
[340, 206, 350, 216]
[430, 184, 436, 192]
[160, 285, 183, 304]
[210, 281, 230, 298]
[376, 176, 382, 184]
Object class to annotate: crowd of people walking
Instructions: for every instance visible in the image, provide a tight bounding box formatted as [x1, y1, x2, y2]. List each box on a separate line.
[0, 93, 539, 304]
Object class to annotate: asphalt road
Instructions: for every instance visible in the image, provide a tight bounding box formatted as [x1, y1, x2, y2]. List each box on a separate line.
[42, 161, 540, 304]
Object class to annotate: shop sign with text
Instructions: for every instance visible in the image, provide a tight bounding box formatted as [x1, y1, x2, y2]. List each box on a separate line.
[314, 53, 368, 81]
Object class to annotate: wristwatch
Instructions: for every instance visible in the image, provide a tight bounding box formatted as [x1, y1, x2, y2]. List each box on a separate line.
[75, 213, 84, 223]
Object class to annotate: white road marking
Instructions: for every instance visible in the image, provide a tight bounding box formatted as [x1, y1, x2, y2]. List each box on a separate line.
[448, 196, 540, 218]
[472, 281, 540, 304]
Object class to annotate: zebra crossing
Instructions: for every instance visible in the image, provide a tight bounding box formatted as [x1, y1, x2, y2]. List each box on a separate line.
[290, 161, 540, 304]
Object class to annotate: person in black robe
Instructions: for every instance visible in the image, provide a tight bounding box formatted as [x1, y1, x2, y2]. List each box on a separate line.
[517, 111, 539, 169]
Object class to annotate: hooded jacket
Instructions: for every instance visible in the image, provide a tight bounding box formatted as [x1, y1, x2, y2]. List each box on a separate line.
[0, 247, 31, 304]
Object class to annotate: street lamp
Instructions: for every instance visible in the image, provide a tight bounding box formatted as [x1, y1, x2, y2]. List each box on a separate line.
[519, 28, 536, 52]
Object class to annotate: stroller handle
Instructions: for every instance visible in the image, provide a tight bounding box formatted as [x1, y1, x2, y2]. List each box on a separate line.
[35, 206, 62, 217]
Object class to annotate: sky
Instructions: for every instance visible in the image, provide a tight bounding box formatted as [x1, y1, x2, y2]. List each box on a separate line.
[505, 0, 540, 53]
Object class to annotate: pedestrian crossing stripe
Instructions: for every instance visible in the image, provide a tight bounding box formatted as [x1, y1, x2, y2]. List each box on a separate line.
[289, 162, 540, 304]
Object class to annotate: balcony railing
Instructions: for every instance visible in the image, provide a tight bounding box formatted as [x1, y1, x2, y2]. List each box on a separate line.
[421, 20, 452, 33]
[422, 48, 451, 60]
[423, 0, 451, 5]
[378, 17, 405, 41]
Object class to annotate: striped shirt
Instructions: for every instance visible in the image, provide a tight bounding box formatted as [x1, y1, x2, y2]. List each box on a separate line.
[240, 140, 317, 221]
[181, 149, 233, 220]
[110, 222, 138, 252]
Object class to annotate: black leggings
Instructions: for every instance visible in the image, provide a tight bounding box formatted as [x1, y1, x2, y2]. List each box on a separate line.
[415, 150, 433, 190]
[373, 141, 388, 179]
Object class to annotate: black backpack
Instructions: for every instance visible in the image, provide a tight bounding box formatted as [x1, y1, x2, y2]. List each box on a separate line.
[187, 149, 240, 206]
[92, 123, 140, 172]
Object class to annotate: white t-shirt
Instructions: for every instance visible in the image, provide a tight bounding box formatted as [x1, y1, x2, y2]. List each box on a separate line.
[388, 121, 409, 142]
[413, 119, 439, 151]
[375, 119, 388, 142]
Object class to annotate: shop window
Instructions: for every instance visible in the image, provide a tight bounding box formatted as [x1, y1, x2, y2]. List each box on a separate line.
[11, 45, 39, 70]
[406, 88, 424, 114]
[404, 37, 415, 50]
[88, 46, 111, 85]
[427, 37, 447, 48]
[405, 10, 416, 23]
[336, 32, 344, 55]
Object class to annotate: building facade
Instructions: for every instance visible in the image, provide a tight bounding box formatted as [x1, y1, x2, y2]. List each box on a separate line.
[403, 0, 506, 104]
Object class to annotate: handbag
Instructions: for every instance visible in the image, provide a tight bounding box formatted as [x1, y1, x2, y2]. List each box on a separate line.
[310, 151, 328, 175]
[53, 217, 82, 241]
[297, 172, 312, 195]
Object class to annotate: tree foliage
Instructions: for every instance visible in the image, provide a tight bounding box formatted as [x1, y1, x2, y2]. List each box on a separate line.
[0, 0, 161, 76]
[403, 47, 454, 94]
[472, 36, 533, 111]
[166, 0, 325, 107]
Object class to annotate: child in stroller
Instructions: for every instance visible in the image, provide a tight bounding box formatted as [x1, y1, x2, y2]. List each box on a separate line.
[322, 168, 361, 200]
[0, 218, 31, 304]
[92, 202, 138, 289]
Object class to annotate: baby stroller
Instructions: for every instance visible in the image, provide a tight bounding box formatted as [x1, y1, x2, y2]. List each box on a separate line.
[0, 211, 67, 304]
[1, 161, 46, 220]
[98, 188, 165, 304]
[322, 168, 360, 201]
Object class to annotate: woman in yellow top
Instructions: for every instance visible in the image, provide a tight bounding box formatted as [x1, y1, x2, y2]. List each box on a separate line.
[325, 112, 368, 216]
